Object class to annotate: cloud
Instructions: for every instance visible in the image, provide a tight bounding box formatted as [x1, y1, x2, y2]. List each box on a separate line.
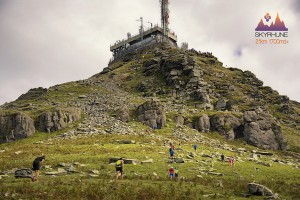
[292, 0, 300, 13]
[0, 0, 299, 104]
[171, 0, 300, 101]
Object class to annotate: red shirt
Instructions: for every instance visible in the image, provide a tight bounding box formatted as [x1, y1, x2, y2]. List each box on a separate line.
[169, 168, 174, 174]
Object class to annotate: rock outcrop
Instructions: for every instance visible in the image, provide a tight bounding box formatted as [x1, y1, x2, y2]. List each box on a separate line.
[142, 58, 160, 76]
[137, 99, 166, 129]
[243, 109, 287, 150]
[196, 114, 210, 132]
[247, 183, 273, 196]
[0, 113, 35, 143]
[156, 51, 215, 109]
[210, 114, 242, 140]
[39, 108, 81, 133]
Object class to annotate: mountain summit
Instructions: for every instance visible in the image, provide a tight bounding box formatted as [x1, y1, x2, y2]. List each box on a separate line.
[1, 43, 299, 152]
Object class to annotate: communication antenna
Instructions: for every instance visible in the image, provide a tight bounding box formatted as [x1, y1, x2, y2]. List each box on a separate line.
[148, 21, 153, 28]
[136, 17, 144, 41]
[160, 0, 170, 42]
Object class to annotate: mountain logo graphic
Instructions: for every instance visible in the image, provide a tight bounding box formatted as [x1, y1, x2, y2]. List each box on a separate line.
[255, 13, 288, 31]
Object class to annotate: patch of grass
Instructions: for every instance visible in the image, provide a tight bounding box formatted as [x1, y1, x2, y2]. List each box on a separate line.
[281, 126, 300, 153]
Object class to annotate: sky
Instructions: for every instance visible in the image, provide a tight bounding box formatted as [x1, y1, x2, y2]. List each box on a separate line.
[0, 0, 299, 105]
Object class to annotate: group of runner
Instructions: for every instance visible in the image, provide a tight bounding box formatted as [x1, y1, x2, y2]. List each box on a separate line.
[30, 142, 235, 182]
[166, 143, 235, 178]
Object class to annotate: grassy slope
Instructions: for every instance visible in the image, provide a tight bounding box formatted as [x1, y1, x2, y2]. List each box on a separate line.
[1, 123, 299, 199]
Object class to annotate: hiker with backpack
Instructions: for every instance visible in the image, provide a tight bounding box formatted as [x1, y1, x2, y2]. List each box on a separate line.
[193, 144, 198, 151]
[115, 158, 124, 180]
[32, 155, 45, 182]
[168, 167, 175, 179]
[169, 146, 175, 160]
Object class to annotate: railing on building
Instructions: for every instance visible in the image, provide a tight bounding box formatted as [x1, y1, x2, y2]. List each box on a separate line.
[110, 25, 177, 52]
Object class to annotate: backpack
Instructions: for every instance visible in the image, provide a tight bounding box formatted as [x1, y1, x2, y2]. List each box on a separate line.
[115, 160, 122, 168]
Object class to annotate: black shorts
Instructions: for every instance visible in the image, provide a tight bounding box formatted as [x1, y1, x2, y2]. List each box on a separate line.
[32, 161, 41, 171]
[116, 167, 123, 173]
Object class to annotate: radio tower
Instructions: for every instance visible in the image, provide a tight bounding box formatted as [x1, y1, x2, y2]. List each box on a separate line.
[160, 0, 170, 42]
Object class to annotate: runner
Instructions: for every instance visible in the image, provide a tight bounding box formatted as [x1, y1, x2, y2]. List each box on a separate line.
[32, 155, 45, 182]
[115, 158, 125, 180]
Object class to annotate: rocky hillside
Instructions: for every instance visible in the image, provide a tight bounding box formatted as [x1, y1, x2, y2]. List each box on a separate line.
[0, 44, 299, 152]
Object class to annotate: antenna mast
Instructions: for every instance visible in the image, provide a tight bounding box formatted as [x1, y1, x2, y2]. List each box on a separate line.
[136, 17, 144, 41]
[160, 0, 170, 42]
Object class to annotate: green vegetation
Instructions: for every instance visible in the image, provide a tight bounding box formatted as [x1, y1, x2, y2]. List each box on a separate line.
[1, 127, 300, 199]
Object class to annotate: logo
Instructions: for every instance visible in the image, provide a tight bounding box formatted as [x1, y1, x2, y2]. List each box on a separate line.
[264, 13, 271, 22]
[255, 12, 289, 45]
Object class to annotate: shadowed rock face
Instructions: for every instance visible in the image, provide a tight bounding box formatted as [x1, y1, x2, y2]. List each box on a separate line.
[243, 109, 287, 150]
[210, 114, 242, 140]
[39, 108, 81, 133]
[0, 113, 35, 143]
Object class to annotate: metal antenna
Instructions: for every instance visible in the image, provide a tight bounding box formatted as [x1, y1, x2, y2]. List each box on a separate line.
[136, 17, 144, 41]
[148, 21, 153, 28]
[160, 0, 170, 42]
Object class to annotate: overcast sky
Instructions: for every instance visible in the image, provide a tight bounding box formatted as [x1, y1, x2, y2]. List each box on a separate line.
[0, 0, 299, 105]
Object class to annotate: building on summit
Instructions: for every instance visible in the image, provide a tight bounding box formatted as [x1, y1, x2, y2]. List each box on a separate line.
[110, 0, 177, 60]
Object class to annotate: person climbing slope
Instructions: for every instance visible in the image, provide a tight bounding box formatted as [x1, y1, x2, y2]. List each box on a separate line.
[32, 155, 45, 182]
[229, 156, 235, 167]
[168, 167, 175, 179]
[115, 158, 125, 180]
[169, 146, 175, 160]
[193, 144, 198, 151]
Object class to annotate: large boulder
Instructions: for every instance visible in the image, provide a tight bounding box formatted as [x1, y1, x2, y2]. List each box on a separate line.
[243, 109, 287, 150]
[15, 168, 33, 178]
[39, 108, 81, 133]
[247, 183, 273, 196]
[210, 114, 242, 140]
[0, 113, 35, 143]
[137, 99, 166, 129]
[196, 114, 210, 132]
[215, 98, 227, 110]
